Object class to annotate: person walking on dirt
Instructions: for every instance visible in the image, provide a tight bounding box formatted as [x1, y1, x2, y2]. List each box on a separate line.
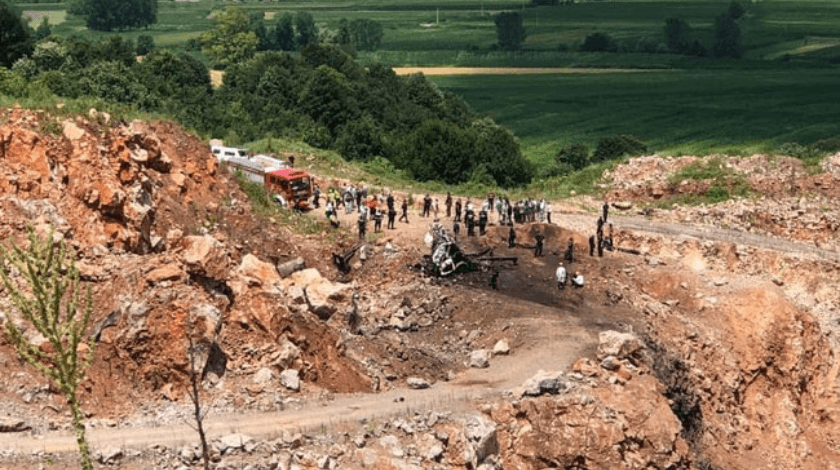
[596, 216, 604, 240]
[589, 235, 596, 257]
[399, 198, 409, 223]
[602, 202, 609, 223]
[422, 194, 432, 218]
[387, 204, 396, 230]
[445, 192, 452, 218]
[490, 268, 500, 290]
[556, 263, 567, 290]
[508, 225, 516, 248]
[312, 186, 321, 209]
[453, 219, 460, 236]
[564, 237, 575, 264]
[534, 233, 545, 257]
[373, 207, 383, 233]
[478, 209, 488, 236]
[358, 207, 368, 241]
[466, 210, 475, 237]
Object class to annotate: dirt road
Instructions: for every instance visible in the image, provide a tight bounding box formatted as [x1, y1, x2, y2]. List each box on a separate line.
[5, 313, 588, 454]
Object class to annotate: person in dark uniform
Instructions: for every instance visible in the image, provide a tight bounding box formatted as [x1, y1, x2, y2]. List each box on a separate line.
[453, 220, 460, 236]
[596, 216, 604, 240]
[506, 200, 513, 226]
[387, 193, 395, 211]
[387, 204, 396, 229]
[455, 198, 462, 222]
[445, 192, 452, 218]
[602, 202, 609, 223]
[564, 237, 575, 264]
[466, 210, 475, 236]
[508, 225, 516, 248]
[589, 235, 596, 257]
[490, 268, 500, 290]
[478, 209, 488, 236]
[312, 185, 321, 208]
[399, 198, 409, 223]
[358, 208, 367, 240]
[422, 194, 432, 217]
[534, 233, 545, 257]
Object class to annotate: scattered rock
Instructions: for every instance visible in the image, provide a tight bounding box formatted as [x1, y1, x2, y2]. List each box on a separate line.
[406, 377, 430, 389]
[0, 417, 30, 433]
[492, 339, 510, 356]
[596, 331, 643, 360]
[276, 257, 306, 278]
[468, 349, 491, 369]
[280, 369, 301, 391]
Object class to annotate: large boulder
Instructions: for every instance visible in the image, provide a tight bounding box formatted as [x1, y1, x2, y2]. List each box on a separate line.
[469, 350, 491, 369]
[182, 235, 231, 279]
[513, 370, 567, 398]
[464, 415, 498, 466]
[276, 257, 306, 278]
[280, 369, 301, 391]
[237, 254, 281, 287]
[284, 268, 352, 321]
[596, 330, 643, 360]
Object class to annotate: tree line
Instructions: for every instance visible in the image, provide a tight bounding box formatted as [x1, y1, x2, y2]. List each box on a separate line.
[0, 7, 531, 188]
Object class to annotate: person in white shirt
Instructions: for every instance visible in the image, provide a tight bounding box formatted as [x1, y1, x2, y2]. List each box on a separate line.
[571, 271, 584, 289]
[555, 263, 567, 290]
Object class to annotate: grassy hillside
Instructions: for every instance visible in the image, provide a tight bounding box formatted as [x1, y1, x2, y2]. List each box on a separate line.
[429, 67, 840, 164]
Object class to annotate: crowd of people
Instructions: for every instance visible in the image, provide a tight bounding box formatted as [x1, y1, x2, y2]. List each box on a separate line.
[312, 184, 619, 295]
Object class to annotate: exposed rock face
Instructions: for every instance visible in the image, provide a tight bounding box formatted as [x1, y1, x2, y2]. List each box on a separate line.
[182, 235, 231, 279]
[494, 373, 692, 469]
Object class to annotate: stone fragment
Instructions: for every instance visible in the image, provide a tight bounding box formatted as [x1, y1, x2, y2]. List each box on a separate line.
[492, 339, 510, 356]
[280, 369, 301, 391]
[407, 377, 430, 389]
[596, 331, 643, 360]
[469, 350, 491, 369]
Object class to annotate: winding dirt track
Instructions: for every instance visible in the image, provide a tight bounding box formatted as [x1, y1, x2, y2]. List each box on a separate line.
[6, 208, 838, 455]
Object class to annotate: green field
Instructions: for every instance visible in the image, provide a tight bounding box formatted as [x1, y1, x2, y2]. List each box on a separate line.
[429, 68, 840, 164]
[26, 0, 840, 165]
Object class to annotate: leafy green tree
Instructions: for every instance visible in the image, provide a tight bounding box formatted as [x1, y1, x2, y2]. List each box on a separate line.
[398, 119, 476, 184]
[34, 17, 51, 41]
[295, 11, 318, 49]
[82, 0, 157, 32]
[335, 114, 383, 161]
[349, 18, 383, 51]
[471, 117, 532, 187]
[200, 7, 259, 68]
[592, 135, 647, 163]
[248, 11, 271, 51]
[272, 13, 295, 51]
[728, 0, 746, 20]
[580, 33, 616, 52]
[494, 11, 526, 51]
[0, 1, 33, 68]
[712, 12, 743, 59]
[137, 34, 155, 55]
[664, 18, 691, 54]
[298, 64, 358, 139]
[335, 18, 351, 46]
[556, 143, 590, 170]
[1, 226, 96, 470]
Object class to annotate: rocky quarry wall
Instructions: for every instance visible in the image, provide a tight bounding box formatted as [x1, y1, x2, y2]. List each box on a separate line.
[1, 109, 840, 469]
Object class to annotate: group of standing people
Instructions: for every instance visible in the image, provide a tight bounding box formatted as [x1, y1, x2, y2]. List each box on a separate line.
[587, 202, 615, 258]
[319, 184, 412, 240]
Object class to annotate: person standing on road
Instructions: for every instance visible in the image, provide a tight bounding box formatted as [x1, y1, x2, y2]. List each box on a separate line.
[387, 204, 396, 230]
[373, 207, 383, 233]
[466, 210, 475, 237]
[358, 206, 368, 241]
[455, 198, 462, 222]
[546, 201, 552, 224]
[422, 194, 432, 218]
[534, 233, 545, 257]
[508, 225, 516, 248]
[490, 268, 500, 290]
[556, 263, 567, 290]
[445, 192, 452, 218]
[399, 198, 409, 223]
[564, 237, 575, 264]
[478, 209, 488, 236]
[453, 219, 460, 237]
[312, 185, 321, 209]
[602, 202, 609, 224]
[433, 197, 440, 221]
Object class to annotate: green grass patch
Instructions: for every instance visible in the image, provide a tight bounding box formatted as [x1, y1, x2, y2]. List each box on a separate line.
[22, 10, 66, 25]
[664, 156, 751, 205]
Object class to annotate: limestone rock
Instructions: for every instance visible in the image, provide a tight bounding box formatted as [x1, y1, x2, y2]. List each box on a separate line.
[469, 349, 491, 369]
[280, 369, 301, 391]
[492, 339, 510, 356]
[596, 330, 643, 360]
[0, 417, 30, 433]
[237, 254, 281, 287]
[217, 433, 253, 453]
[515, 370, 567, 397]
[182, 235, 231, 279]
[464, 415, 498, 465]
[407, 377, 430, 389]
[145, 264, 184, 284]
[276, 257, 306, 278]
